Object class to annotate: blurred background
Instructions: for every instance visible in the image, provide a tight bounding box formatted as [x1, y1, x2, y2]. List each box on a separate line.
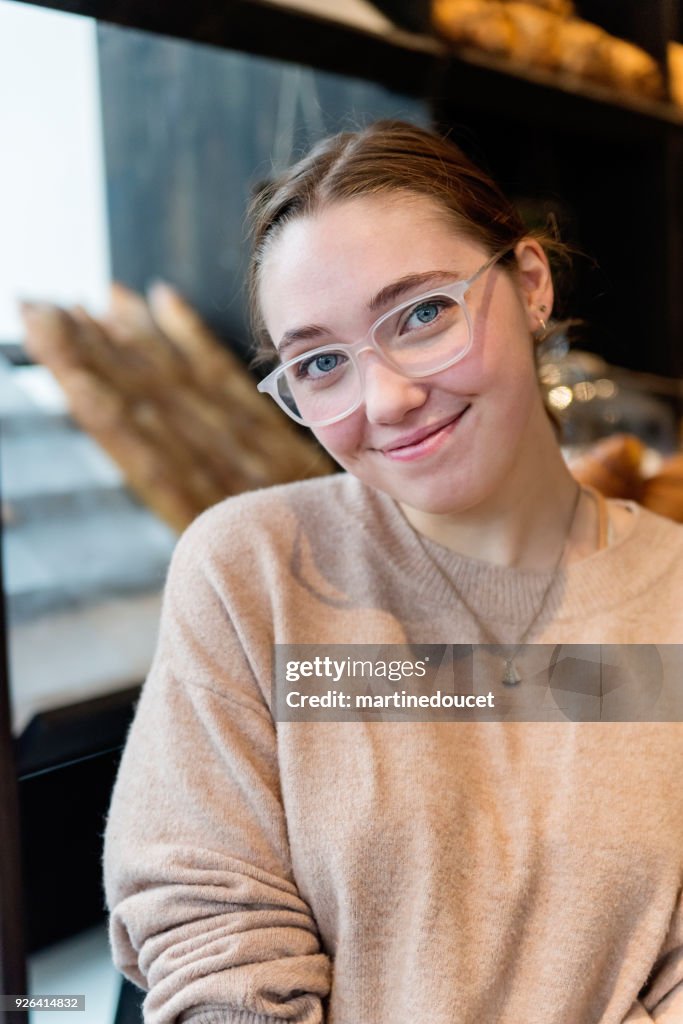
[1, 0, 683, 1020]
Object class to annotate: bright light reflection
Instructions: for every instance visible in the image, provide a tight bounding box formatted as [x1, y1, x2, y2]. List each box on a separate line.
[594, 378, 617, 399]
[574, 381, 596, 402]
[547, 385, 573, 410]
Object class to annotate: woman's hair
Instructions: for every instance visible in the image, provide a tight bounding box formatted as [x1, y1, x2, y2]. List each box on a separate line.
[246, 118, 573, 368]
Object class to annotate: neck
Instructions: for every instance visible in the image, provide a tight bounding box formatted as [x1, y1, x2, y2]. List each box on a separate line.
[398, 419, 592, 571]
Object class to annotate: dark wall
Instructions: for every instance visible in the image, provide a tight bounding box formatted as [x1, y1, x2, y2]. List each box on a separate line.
[96, 25, 429, 362]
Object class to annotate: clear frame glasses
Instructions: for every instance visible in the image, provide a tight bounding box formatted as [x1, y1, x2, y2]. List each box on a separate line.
[257, 247, 510, 427]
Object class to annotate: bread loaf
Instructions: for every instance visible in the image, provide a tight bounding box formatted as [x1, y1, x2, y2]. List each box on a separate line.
[599, 36, 664, 99]
[432, 0, 665, 101]
[502, 3, 560, 67]
[567, 433, 646, 500]
[432, 0, 515, 56]
[641, 454, 683, 523]
[554, 18, 611, 82]
[507, 0, 573, 15]
[669, 41, 683, 107]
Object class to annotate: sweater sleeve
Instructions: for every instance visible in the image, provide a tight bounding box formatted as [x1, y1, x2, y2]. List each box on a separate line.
[621, 986, 683, 1023]
[102, 510, 332, 1024]
[636, 888, 683, 1023]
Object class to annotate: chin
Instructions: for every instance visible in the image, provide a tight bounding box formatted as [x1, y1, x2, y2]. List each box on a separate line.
[383, 454, 516, 516]
[372, 475, 479, 518]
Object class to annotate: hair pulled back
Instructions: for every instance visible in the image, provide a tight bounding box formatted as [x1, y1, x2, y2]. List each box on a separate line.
[246, 118, 569, 365]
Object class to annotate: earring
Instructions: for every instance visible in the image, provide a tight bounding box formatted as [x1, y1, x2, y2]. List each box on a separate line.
[533, 304, 549, 339]
[533, 310, 548, 341]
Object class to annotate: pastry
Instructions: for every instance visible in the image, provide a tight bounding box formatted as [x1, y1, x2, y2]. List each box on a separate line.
[504, 2, 561, 68]
[602, 36, 665, 99]
[432, 0, 665, 102]
[555, 18, 611, 83]
[668, 41, 683, 107]
[641, 454, 683, 523]
[432, 0, 515, 57]
[506, 0, 573, 15]
[568, 433, 646, 500]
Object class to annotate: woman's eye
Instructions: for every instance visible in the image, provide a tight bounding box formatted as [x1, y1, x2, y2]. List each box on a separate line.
[296, 351, 345, 380]
[404, 300, 445, 331]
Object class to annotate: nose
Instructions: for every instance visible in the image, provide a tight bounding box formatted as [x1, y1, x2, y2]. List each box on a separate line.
[360, 352, 428, 425]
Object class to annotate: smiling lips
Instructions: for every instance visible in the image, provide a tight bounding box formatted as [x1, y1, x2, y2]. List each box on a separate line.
[379, 406, 471, 462]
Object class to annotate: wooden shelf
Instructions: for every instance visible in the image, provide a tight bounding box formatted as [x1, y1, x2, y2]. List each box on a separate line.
[15, 0, 683, 139]
[435, 44, 683, 140]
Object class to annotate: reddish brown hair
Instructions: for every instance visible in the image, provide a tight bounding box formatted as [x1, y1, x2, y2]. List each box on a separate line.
[246, 118, 571, 366]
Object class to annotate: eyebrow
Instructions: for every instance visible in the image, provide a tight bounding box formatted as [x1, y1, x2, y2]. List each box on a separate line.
[276, 269, 462, 357]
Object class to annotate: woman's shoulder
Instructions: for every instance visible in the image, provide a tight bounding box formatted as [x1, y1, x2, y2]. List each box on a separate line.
[172, 472, 378, 560]
[614, 498, 683, 545]
[161, 473, 396, 615]
[607, 497, 683, 585]
[195, 471, 367, 524]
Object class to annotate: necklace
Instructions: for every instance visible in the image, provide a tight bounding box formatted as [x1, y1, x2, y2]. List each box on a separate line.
[412, 483, 585, 687]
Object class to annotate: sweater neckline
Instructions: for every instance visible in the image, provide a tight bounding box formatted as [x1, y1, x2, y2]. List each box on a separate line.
[348, 477, 667, 627]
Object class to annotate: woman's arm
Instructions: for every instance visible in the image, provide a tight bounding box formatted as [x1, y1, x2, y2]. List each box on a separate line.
[103, 512, 331, 1024]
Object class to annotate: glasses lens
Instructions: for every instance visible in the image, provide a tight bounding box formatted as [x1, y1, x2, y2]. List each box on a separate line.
[276, 349, 361, 425]
[373, 293, 470, 373]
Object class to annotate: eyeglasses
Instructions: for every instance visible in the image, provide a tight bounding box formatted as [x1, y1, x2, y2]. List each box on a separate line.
[257, 247, 510, 427]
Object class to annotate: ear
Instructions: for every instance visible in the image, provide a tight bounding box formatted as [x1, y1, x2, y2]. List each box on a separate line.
[512, 238, 554, 335]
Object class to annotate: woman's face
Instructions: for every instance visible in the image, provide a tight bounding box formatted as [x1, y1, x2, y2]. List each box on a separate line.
[259, 193, 553, 515]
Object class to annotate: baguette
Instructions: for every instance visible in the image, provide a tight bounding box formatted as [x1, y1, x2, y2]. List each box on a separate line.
[145, 282, 332, 484]
[20, 286, 335, 531]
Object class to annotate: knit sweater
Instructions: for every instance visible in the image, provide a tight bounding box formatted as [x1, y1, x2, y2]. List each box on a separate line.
[103, 472, 683, 1024]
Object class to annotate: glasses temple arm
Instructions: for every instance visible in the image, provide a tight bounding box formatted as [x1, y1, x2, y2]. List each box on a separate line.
[467, 245, 516, 287]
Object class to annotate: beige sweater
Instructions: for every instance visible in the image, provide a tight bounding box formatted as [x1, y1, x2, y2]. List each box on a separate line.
[103, 473, 683, 1024]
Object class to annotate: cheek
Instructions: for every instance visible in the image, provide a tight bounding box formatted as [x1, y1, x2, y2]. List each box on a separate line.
[311, 416, 365, 462]
[459, 309, 539, 396]
[435, 339, 536, 402]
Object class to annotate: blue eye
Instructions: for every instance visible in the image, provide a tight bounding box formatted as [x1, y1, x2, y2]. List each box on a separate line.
[415, 302, 440, 324]
[296, 351, 346, 380]
[404, 300, 447, 332]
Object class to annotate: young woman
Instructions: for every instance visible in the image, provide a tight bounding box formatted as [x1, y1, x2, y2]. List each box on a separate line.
[104, 120, 683, 1024]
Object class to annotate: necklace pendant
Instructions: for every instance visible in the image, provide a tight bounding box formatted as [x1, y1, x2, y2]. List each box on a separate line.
[502, 658, 521, 687]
